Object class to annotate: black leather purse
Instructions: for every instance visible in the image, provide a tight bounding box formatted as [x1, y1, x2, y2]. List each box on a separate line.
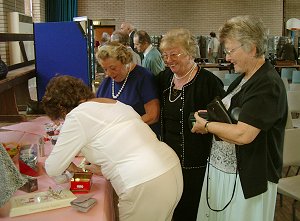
[207, 96, 232, 140]
[206, 97, 238, 211]
[207, 96, 232, 123]
[0, 58, 8, 80]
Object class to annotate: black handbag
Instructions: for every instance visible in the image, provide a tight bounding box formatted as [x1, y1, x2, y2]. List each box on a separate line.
[207, 96, 232, 123]
[206, 97, 238, 211]
[0, 58, 8, 80]
[206, 96, 232, 140]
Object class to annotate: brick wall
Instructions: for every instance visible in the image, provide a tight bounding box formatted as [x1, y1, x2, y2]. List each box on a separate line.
[77, 0, 124, 26]
[285, 0, 300, 50]
[77, 0, 296, 37]
[1, 0, 299, 62]
[0, 0, 25, 62]
[32, 0, 45, 23]
[0, 0, 44, 64]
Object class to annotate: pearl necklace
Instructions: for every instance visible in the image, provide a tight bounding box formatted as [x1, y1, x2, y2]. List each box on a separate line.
[112, 64, 131, 99]
[168, 63, 197, 103]
[174, 63, 197, 80]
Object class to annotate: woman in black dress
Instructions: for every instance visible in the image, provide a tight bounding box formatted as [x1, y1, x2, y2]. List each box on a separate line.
[156, 28, 225, 221]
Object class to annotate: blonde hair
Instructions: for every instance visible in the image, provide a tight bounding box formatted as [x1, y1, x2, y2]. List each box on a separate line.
[160, 28, 198, 58]
[96, 41, 133, 64]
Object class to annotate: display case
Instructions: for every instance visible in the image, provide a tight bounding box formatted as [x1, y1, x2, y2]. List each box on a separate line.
[298, 37, 300, 60]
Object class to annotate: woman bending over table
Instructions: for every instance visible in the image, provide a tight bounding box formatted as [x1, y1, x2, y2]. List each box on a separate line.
[42, 75, 183, 221]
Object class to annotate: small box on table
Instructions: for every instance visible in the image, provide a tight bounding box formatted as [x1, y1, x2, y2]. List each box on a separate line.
[70, 172, 93, 193]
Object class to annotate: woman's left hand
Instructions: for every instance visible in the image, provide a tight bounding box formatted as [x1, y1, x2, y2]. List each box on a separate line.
[191, 111, 209, 134]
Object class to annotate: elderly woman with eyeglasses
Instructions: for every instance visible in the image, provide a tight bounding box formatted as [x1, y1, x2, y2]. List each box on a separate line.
[96, 41, 160, 136]
[192, 16, 288, 221]
[156, 28, 225, 221]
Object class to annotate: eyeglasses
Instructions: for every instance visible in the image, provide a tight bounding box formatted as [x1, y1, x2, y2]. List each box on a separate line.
[161, 53, 183, 60]
[223, 45, 243, 56]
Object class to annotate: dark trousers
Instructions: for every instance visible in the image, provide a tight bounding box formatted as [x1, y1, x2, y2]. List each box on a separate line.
[172, 167, 206, 221]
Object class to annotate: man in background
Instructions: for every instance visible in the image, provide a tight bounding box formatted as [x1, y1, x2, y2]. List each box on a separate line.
[111, 30, 141, 65]
[120, 22, 136, 50]
[208, 32, 220, 63]
[121, 22, 143, 60]
[134, 30, 165, 76]
[278, 38, 298, 63]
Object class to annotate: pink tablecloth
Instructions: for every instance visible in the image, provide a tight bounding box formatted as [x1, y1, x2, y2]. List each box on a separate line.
[0, 117, 115, 221]
[1, 116, 51, 136]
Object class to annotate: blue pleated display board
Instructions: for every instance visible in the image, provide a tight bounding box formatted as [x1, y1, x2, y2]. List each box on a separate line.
[34, 22, 91, 101]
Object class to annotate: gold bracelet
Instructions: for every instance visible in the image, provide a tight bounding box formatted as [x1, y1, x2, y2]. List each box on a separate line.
[204, 121, 210, 133]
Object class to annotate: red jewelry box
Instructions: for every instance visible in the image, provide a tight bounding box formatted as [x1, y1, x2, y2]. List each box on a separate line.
[70, 172, 93, 193]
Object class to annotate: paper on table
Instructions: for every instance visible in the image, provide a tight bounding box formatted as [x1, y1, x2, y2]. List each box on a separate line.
[9, 189, 76, 217]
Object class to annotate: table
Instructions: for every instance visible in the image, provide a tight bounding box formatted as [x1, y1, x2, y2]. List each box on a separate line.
[199, 63, 232, 70]
[274, 64, 300, 74]
[0, 65, 36, 122]
[0, 117, 116, 221]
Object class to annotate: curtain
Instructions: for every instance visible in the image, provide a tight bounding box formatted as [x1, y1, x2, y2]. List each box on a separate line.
[46, 0, 78, 22]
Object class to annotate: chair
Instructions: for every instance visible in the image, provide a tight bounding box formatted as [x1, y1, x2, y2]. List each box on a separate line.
[289, 83, 300, 91]
[212, 70, 229, 76]
[212, 70, 228, 85]
[281, 77, 290, 91]
[205, 68, 220, 72]
[278, 175, 300, 221]
[225, 73, 240, 82]
[292, 70, 300, 84]
[286, 91, 300, 130]
[281, 68, 296, 82]
[277, 127, 300, 221]
[287, 91, 300, 114]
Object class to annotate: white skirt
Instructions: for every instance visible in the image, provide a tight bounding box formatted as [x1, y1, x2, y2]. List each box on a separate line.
[196, 165, 277, 221]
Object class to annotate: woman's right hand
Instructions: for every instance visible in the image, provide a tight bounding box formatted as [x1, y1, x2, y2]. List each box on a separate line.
[66, 162, 82, 173]
[84, 164, 103, 176]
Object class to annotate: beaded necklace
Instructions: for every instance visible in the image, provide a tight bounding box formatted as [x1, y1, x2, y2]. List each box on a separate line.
[112, 64, 131, 99]
[168, 63, 197, 103]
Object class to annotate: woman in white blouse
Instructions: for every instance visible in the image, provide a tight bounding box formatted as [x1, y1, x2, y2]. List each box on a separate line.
[43, 75, 183, 221]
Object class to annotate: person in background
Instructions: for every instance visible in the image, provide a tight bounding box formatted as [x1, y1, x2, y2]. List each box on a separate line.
[120, 22, 143, 60]
[192, 15, 287, 221]
[134, 30, 165, 76]
[42, 75, 183, 221]
[120, 22, 136, 51]
[0, 144, 27, 217]
[111, 30, 141, 65]
[94, 40, 103, 74]
[208, 32, 220, 63]
[99, 32, 111, 47]
[277, 38, 298, 62]
[156, 28, 225, 221]
[95, 42, 160, 136]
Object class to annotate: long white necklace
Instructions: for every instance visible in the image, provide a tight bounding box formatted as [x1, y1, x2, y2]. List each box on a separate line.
[112, 64, 131, 99]
[168, 63, 197, 103]
[174, 70, 190, 79]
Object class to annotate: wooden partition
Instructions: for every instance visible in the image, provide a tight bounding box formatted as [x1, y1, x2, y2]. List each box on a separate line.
[0, 33, 35, 122]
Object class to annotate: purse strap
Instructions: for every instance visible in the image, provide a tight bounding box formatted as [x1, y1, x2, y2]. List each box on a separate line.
[206, 151, 238, 212]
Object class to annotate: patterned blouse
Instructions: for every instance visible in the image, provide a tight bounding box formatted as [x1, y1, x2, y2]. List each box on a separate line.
[210, 78, 247, 173]
[0, 144, 27, 207]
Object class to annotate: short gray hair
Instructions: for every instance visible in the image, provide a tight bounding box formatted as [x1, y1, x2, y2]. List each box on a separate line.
[219, 15, 267, 57]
